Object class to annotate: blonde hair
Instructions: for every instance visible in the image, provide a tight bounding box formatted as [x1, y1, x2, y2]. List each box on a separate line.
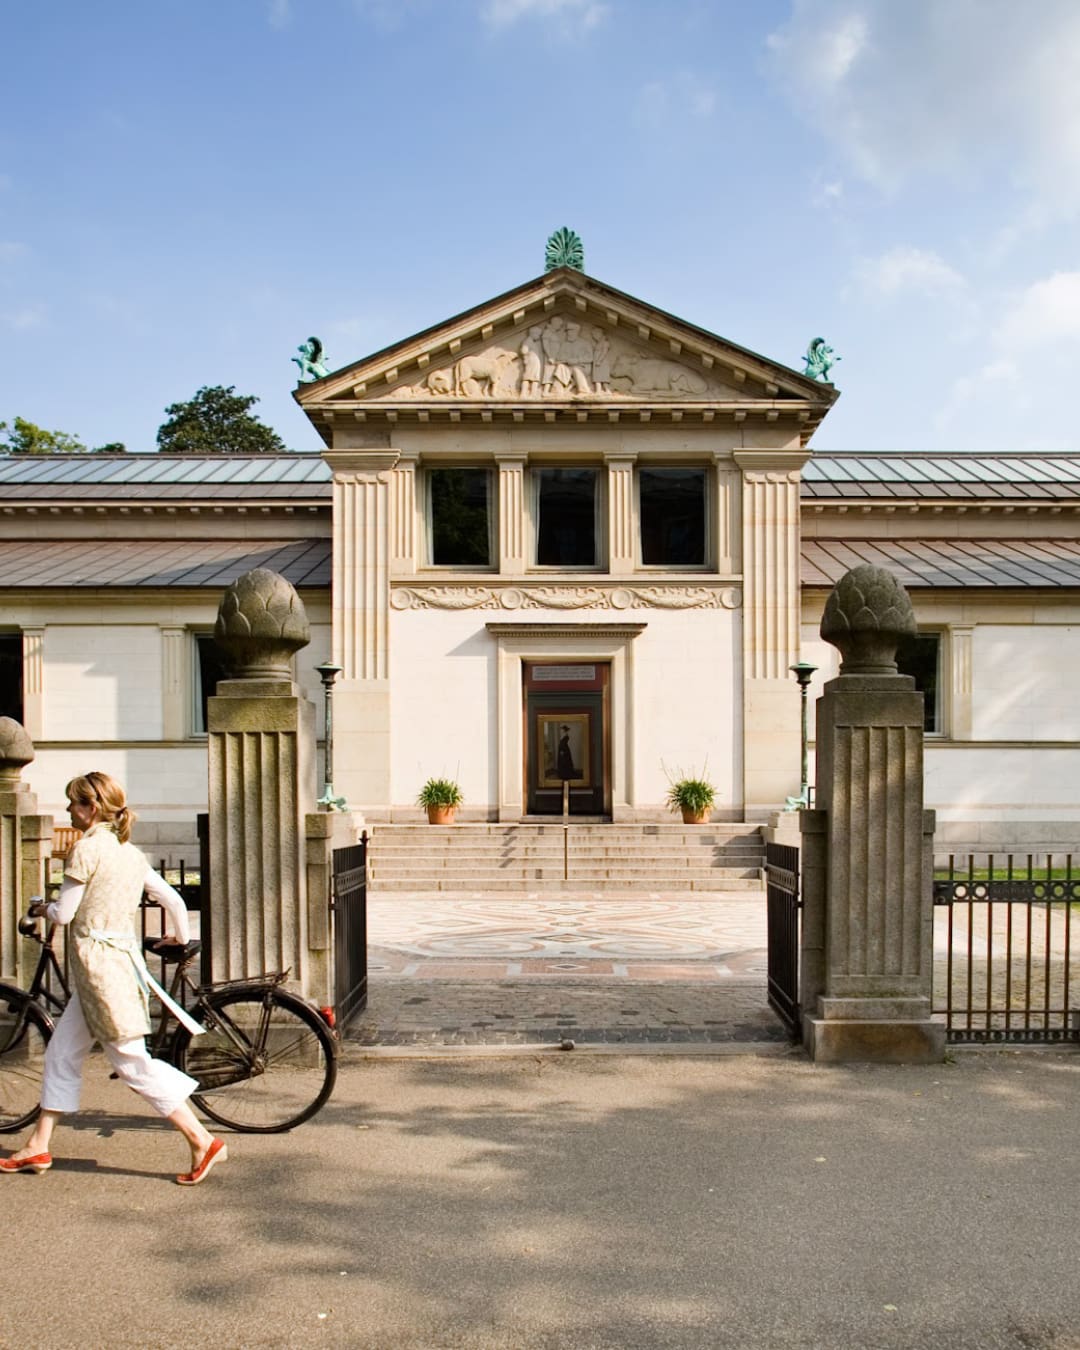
[65, 771, 138, 844]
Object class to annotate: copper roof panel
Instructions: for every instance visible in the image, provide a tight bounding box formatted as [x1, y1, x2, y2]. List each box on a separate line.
[802, 537, 1080, 587]
[0, 539, 332, 588]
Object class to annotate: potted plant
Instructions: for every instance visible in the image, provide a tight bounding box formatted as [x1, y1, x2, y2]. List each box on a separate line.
[666, 775, 716, 825]
[417, 777, 463, 825]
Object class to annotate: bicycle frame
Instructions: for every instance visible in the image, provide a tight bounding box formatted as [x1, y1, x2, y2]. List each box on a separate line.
[14, 921, 70, 1022]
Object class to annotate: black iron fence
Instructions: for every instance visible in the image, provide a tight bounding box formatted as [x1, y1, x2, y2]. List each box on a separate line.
[332, 833, 368, 1028]
[765, 841, 801, 1040]
[933, 854, 1080, 1044]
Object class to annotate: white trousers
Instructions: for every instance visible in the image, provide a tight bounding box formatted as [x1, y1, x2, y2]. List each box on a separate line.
[41, 986, 199, 1118]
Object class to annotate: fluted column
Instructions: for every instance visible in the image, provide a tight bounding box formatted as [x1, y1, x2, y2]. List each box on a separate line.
[325, 449, 398, 814]
[735, 451, 806, 812]
[496, 452, 527, 575]
[605, 453, 636, 575]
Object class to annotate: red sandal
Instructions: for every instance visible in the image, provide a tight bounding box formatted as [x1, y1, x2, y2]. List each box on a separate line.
[0, 1152, 52, 1174]
[177, 1138, 227, 1186]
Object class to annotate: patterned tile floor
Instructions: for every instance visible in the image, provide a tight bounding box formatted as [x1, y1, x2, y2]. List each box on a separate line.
[347, 892, 789, 1048]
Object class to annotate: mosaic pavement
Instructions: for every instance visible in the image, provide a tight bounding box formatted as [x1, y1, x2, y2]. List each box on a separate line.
[347, 893, 789, 1048]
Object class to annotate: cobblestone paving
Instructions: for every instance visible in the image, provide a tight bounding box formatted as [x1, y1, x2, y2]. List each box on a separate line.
[346, 893, 790, 1047]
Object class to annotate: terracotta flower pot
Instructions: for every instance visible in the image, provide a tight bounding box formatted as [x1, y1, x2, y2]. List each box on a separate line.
[681, 806, 710, 824]
[426, 804, 457, 825]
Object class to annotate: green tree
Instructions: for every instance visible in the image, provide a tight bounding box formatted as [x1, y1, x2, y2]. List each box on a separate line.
[0, 416, 87, 454]
[157, 385, 286, 455]
[92, 442, 127, 454]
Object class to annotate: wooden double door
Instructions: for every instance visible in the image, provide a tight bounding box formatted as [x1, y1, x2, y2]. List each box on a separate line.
[523, 661, 610, 816]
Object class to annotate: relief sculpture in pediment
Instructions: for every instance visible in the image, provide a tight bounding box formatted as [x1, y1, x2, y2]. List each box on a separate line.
[394, 315, 729, 400]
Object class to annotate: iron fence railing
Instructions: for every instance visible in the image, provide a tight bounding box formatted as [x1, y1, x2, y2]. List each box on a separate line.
[765, 841, 801, 1040]
[933, 854, 1080, 1044]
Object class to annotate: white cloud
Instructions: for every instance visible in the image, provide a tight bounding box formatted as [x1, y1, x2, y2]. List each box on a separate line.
[636, 72, 717, 128]
[0, 304, 46, 331]
[766, 0, 1080, 211]
[993, 272, 1080, 350]
[852, 246, 966, 300]
[482, 0, 608, 33]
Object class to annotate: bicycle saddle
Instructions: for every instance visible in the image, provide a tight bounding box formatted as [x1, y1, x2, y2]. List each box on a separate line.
[143, 937, 201, 961]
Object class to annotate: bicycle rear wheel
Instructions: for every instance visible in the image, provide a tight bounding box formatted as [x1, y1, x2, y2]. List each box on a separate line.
[0, 988, 51, 1134]
[174, 987, 337, 1133]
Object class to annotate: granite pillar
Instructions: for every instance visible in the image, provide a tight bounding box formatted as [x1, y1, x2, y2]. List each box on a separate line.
[207, 569, 318, 996]
[0, 719, 52, 986]
[801, 564, 945, 1063]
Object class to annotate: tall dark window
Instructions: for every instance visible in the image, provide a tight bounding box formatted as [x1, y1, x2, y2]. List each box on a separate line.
[429, 468, 492, 566]
[0, 635, 22, 723]
[535, 468, 598, 567]
[897, 633, 941, 734]
[639, 467, 706, 565]
[194, 634, 230, 734]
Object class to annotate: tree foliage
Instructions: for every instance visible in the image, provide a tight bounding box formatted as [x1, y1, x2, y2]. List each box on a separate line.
[156, 385, 286, 455]
[0, 416, 87, 455]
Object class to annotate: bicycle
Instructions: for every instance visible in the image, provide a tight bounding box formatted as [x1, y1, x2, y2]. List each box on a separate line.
[1, 912, 338, 1135]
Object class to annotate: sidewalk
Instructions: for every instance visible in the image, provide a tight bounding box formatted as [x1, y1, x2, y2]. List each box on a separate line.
[3, 1052, 1080, 1349]
[348, 892, 787, 1048]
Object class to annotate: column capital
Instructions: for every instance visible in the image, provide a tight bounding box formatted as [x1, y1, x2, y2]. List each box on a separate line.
[494, 450, 529, 466]
[603, 451, 637, 466]
[733, 448, 810, 478]
[323, 449, 401, 478]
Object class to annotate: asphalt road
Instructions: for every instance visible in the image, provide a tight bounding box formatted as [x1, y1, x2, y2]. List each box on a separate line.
[2, 1048, 1079, 1350]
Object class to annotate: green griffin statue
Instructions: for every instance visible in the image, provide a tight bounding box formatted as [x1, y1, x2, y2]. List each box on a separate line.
[293, 337, 330, 384]
[803, 337, 840, 382]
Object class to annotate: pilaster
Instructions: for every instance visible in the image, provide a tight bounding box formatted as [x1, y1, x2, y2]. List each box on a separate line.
[324, 449, 398, 812]
[391, 452, 419, 575]
[21, 629, 44, 741]
[161, 626, 187, 740]
[496, 452, 528, 575]
[605, 453, 637, 575]
[712, 459, 738, 574]
[735, 451, 807, 812]
[950, 625, 973, 740]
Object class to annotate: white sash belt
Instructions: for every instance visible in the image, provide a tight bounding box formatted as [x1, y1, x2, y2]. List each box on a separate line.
[88, 929, 205, 1037]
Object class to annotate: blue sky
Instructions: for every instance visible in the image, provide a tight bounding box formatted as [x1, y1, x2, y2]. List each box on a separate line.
[4, 0, 1080, 454]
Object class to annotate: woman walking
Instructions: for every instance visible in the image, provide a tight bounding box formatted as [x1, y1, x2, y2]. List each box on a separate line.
[1, 771, 227, 1184]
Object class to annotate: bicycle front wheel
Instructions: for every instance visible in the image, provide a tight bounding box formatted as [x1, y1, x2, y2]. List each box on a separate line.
[0, 988, 51, 1133]
[175, 988, 337, 1133]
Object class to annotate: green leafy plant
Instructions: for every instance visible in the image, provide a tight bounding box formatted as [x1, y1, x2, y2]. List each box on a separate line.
[416, 777, 463, 809]
[665, 776, 715, 815]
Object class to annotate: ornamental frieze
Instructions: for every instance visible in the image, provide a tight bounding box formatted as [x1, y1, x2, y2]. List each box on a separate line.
[389, 318, 732, 401]
[389, 584, 741, 612]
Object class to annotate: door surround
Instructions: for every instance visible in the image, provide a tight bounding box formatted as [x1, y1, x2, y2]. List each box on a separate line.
[486, 623, 646, 822]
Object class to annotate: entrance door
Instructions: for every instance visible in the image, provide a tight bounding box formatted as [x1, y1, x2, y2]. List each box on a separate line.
[524, 662, 609, 816]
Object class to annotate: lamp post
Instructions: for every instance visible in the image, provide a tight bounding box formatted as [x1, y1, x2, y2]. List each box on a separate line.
[314, 662, 347, 811]
[789, 660, 818, 808]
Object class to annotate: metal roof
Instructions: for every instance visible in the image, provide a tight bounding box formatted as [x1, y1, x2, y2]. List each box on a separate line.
[0, 454, 331, 501]
[803, 453, 1080, 499]
[802, 538, 1080, 588]
[0, 538, 331, 588]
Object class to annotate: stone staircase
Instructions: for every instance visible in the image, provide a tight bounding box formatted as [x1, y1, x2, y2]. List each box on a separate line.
[366, 822, 765, 894]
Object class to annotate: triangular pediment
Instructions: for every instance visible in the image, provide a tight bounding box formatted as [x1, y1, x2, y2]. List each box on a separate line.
[296, 268, 838, 440]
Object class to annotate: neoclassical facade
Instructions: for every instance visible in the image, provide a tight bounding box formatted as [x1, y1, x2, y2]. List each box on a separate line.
[1, 265, 1078, 854]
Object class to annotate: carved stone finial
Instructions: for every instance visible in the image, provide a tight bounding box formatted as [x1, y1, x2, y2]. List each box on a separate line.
[820, 564, 917, 675]
[803, 336, 840, 382]
[0, 716, 34, 784]
[214, 568, 311, 679]
[292, 336, 330, 385]
[545, 227, 584, 273]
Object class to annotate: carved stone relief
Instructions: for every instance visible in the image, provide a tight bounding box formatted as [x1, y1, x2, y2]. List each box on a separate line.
[390, 584, 741, 612]
[390, 317, 735, 401]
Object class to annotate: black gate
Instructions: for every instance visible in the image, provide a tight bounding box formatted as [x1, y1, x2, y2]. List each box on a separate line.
[765, 840, 801, 1040]
[332, 833, 368, 1028]
[934, 854, 1079, 1044]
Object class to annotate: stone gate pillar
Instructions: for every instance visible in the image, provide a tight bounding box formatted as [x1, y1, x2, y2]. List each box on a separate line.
[0, 719, 52, 986]
[800, 564, 944, 1063]
[207, 568, 322, 996]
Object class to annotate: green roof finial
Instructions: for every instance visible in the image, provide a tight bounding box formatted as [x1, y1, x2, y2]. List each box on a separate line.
[545, 227, 584, 273]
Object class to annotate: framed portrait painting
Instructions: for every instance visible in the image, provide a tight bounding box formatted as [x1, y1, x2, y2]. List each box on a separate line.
[537, 712, 591, 788]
